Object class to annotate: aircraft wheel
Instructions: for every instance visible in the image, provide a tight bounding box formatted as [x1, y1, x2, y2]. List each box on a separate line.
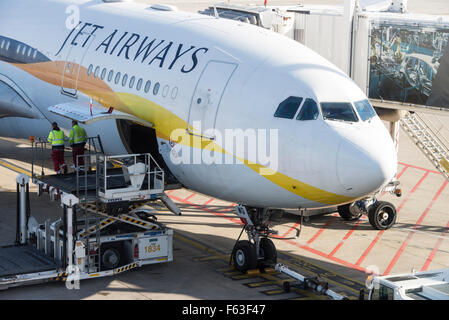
[282, 281, 291, 293]
[337, 203, 362, 221]
[233, 240, 257, 273]
[368, 201, 396, 230]
[259, 238, 277, 265]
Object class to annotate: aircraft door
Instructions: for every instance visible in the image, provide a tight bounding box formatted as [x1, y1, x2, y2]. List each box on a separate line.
[61, 32, 95, 96]
[188, 61, 237, 139]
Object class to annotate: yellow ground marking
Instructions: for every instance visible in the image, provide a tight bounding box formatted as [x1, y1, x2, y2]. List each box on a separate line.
[0, 159, 31, 176]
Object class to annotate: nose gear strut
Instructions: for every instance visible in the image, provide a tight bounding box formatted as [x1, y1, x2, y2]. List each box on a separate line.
[231, 205, 300, 273]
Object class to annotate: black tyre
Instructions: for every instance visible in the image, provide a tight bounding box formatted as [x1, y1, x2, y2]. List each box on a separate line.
[101, 247, 121, 270]
[282, 281, 291, 293]
[233, 240, 257, 273]
[259, 238, 277, 264]
[337, 203, 362, 221]
[368, 201, 396, 230]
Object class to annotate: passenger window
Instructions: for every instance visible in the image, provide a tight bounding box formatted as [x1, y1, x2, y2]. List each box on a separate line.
[297, 98, 319, 121]
[153, 82, 160, 95]
[144, 80, 151, 93]
[108, 70, 114, 82]
[94, 66, 100, 78]
[122, 74, 128, 87]
[162, 85, 169, 97]
[136, 78, 143, 91]
[171, 87, 178, 100]
[274, 97, 303, 119]
[101, 68, 107, 80]
[87, 64, 93, 76]
[129, 76, 135, 89]
[115, 72, 121, 84]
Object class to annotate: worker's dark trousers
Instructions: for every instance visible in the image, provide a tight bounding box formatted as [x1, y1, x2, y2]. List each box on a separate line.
[51, 149, 66, 174]
[72, 145, 85, 167]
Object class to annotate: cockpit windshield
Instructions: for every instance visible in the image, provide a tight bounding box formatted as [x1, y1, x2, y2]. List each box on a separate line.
[320, 102, 358, 122]
[354, 99, 377, 121]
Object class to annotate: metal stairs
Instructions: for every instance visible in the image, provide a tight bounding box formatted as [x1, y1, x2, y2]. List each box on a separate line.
[400, 112, 449, 181]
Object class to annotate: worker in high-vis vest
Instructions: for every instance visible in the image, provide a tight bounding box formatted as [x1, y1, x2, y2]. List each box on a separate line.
[69, 120, 87, 169]
[47, 122, 67, 174]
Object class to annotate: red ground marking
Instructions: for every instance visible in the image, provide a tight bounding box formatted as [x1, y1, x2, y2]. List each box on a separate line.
[306, 218, 335, 245]
[398, 162, 441, 175]
[355, 171, 430, 267]
[284, 239, 367, 273]
[169, 192, 366, 272]
[281, 222, 300, 238]
[202, 198, 215, 206]
[383, 180, 448, 275]
[396, 171, 430, 212]
[328, 220, 362, 258]
[422, 220, 449, 271]
[355, 231, 385, 266]
[164, 160, 440, 273]
[396, 165, 409, 180]
[168, 194, 243, 225]
[183, 193, 196, 202]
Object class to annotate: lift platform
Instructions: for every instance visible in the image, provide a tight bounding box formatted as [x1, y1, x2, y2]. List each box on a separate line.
[0, 139, 179, 290]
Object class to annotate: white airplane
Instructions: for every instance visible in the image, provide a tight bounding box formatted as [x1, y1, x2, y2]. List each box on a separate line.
[0, 0, 400, 272]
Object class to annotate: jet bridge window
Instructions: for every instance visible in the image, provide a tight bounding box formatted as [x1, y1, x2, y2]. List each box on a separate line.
[274, 97, 303, 119]
[320, 102, 359, 122]
[297, 98, 319, 121]
[354, 99, 377, 121]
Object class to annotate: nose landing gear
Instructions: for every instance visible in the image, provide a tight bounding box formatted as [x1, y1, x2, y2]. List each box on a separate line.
[231, 206, 280, 273]
[337, 198, 397, 230]
[337, 180, 400, 230]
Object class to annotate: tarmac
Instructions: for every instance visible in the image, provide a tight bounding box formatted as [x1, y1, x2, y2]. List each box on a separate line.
[0, 117, 448, 300]
[1, 0, 449, 301]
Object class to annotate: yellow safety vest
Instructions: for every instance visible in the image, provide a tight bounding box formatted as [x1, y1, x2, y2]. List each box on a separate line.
[47, 130, 66, 147]
[69, 124, 87, 145]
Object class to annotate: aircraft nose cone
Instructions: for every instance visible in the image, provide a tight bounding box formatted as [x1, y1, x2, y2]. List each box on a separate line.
[336, 139, 396, 197]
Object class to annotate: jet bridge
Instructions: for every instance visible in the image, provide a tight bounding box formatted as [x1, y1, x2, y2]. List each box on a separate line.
[0, 139, 180, 290]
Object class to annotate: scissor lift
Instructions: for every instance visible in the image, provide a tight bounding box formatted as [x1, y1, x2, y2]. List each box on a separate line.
[0, 138, 178, 290]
